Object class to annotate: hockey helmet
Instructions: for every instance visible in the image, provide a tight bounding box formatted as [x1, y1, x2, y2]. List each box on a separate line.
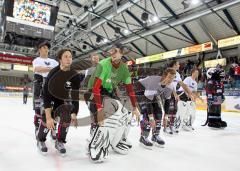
[206, 67, 225, 80]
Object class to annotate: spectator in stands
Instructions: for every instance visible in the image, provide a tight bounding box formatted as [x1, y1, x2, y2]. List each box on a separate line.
[21, 75, 31, 85]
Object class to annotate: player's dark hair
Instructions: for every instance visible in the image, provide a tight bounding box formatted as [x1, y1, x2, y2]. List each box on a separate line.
[168, 60, 178, 67]
[191, 68, 199, 75]
[57, 49, 72, 61]
[163, 68, 176, 77]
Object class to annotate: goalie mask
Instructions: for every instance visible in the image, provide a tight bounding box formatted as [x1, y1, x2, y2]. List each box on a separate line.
[206, 67, 225, 81]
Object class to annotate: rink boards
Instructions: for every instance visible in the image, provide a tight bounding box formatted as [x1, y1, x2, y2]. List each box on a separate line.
[1, 91, 239, 113]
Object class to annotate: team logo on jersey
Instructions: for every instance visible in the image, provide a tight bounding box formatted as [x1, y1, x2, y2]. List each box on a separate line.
[44, 61, 50, 66]
[106, 79, 112, 83]
[65, 81, 72, 88]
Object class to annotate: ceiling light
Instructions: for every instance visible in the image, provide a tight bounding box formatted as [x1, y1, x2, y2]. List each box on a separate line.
[152, 16, 159, 22]
[103, 38, 109, 43]
[191, 0, 200, 5]
[123, 29, 130, 34]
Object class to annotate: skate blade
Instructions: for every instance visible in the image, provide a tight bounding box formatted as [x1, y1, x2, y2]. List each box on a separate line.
[90, 159, 104, 164]
[113, 149, 129, 155]
[56, 150, 66, 157]
[37, 148, 47, 156]
[93, 159, 104, 164]
[87, 151, 105, 163]
[60, 153, 66, 157]
[153, 142, 165, 148]
[173, 130, 179, 134]
[139, 143, 153, 150]
[209, 127, 225, 130]
[182, 128, 192, 132]
[88, 155, 105, 163]
[163, 131, 174, 136]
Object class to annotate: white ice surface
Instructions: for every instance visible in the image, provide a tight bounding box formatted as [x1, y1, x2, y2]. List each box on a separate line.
[0, 98, 240, 171]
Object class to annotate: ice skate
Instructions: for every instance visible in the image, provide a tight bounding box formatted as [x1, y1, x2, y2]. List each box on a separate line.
[37, 140, 48, 155]
[151, 135, 165, 147]
[139, 136, 153, 149]
[55, 140, 66, 156]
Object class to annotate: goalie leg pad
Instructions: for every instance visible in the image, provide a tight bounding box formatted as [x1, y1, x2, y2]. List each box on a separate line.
[186, 101, 196, 126]
[111, 126, 129, 155]
[88, 126, 110, 162]
[176, 101, 188, 128]
[104, 99, 131, 154]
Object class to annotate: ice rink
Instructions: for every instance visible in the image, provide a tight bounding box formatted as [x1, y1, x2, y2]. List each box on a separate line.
[0, 97, 240, 171]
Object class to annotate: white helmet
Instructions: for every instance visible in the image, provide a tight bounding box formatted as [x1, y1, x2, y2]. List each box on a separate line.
[206, 67, 225, 79]
[206, 68, 216, 79]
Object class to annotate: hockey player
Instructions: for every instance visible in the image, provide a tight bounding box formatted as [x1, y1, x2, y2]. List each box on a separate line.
[203, 67, 227, 128]
[36, 49, 80, 155]
[23, 86, 29, 104]
[136, 68, 176, 149]
[32, 41, 58, 139]
[176, 68, 201, 131]
[168, 60, 195, 133]
[85, 43, 140, 162]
